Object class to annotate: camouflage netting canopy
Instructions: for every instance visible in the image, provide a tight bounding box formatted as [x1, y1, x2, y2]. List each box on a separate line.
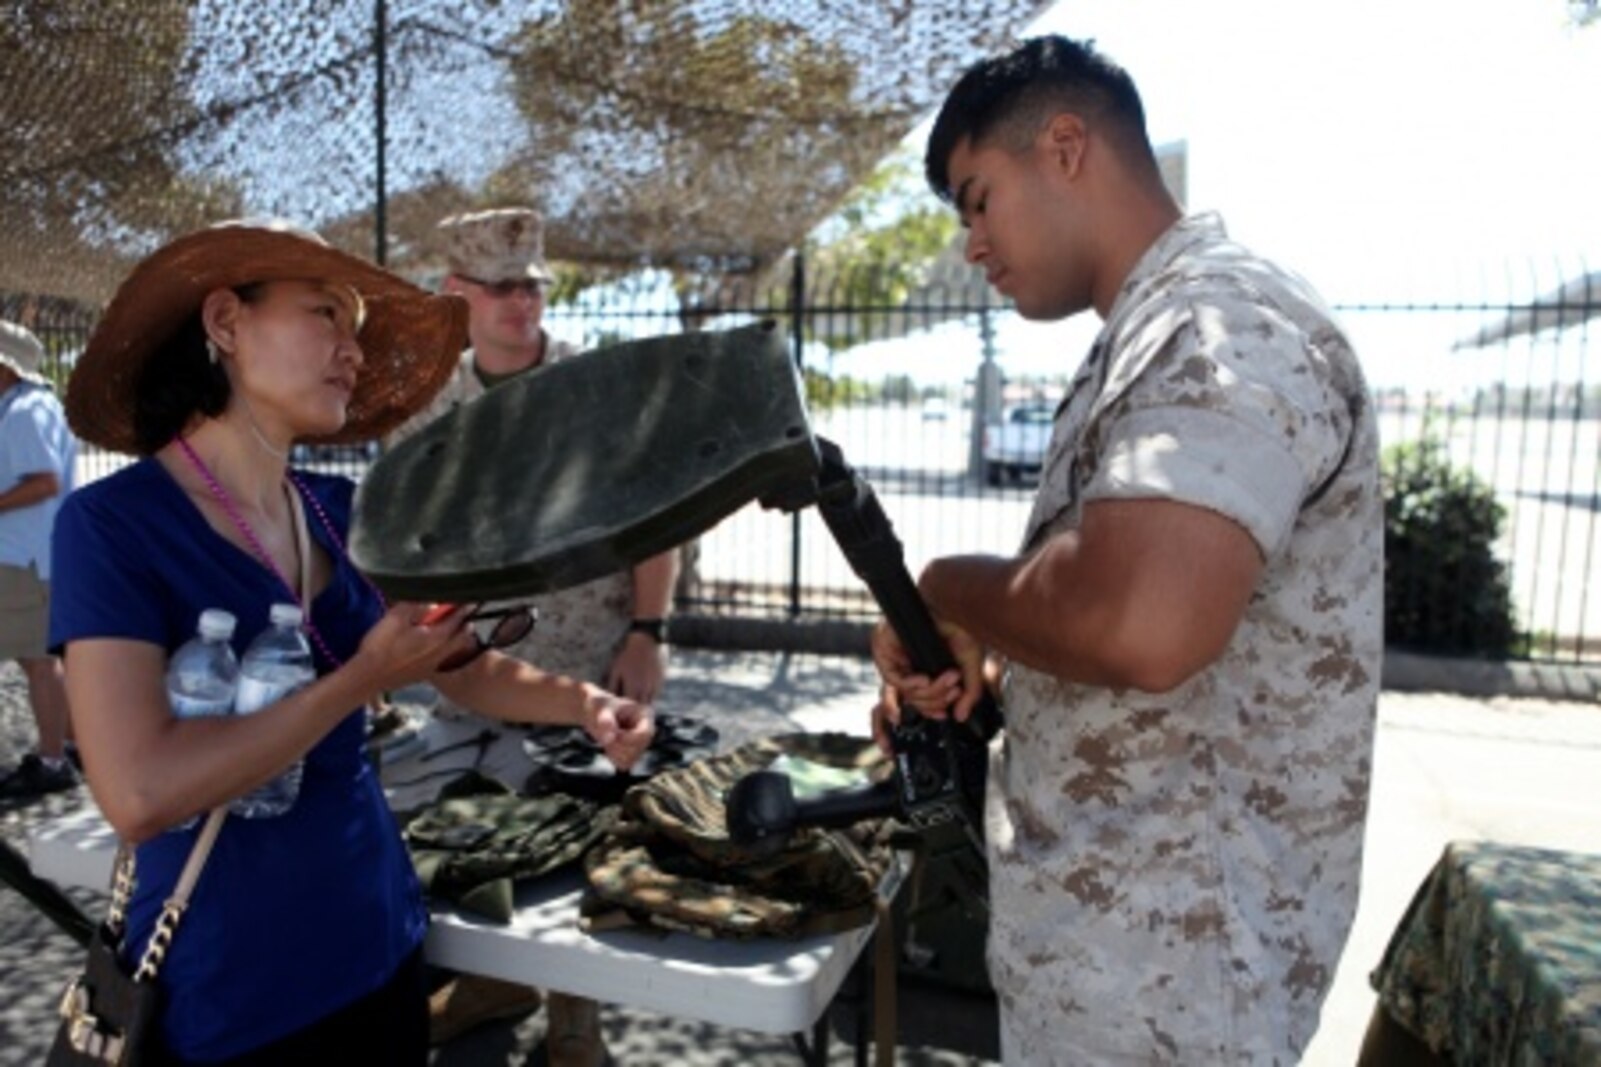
[2, 0, 1047, 308]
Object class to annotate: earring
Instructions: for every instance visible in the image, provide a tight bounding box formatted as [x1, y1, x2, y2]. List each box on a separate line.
[206, 339, 221, 365]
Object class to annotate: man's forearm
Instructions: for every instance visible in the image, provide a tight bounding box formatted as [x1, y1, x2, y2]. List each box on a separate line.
[920, 500, 1264, 693]
[0, 471, 60, 513]
[918, 543, 1131, 688]
[631, 549, 679, 619]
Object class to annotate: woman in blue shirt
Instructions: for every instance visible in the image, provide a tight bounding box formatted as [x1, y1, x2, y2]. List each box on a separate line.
[49, 219, 654, 1065]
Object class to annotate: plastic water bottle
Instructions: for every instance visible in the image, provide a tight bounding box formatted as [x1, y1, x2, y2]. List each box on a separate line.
[165, 609, 239, 831]
[231, 603, 315, 818]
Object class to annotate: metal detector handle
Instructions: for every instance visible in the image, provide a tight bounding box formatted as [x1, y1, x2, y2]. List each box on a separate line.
[725, 770, 900, 852]
[789, 778, 902, 829]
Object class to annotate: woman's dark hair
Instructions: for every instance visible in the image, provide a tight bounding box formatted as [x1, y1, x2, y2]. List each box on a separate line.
[131, 285, 262, 454]
[925, 35, 1154, 202]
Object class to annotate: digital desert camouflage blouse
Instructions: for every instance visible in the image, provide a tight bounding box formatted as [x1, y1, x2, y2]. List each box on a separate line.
[991, 213, 1383, 1064]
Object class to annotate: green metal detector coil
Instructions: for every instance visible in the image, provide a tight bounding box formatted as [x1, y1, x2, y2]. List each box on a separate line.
[350, 320, 818, 602]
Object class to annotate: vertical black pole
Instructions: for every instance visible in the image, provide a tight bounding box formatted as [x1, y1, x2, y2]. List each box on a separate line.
[789, 249, 806, 618]
[969, 304, 998, 481]
[373, 0, 389, 265]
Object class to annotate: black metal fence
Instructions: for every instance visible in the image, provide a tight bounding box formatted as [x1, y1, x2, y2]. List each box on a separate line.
[7, 259, 1599, 664]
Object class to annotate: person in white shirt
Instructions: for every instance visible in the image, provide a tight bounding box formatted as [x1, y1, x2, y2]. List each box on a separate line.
[0, 320, 79, 799]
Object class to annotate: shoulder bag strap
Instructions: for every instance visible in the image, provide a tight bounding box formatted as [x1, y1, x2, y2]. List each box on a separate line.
[287, 479, 313, 607]
[129, 806, 227, 982]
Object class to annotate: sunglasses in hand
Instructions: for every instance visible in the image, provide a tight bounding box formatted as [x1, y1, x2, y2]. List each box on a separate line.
[422, 602, 538, 673]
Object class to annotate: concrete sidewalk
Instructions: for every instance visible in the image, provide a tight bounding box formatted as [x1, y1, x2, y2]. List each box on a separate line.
[3, 651, 1600, 1065]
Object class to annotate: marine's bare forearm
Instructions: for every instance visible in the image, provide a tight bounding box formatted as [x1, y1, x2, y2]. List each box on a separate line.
[920, 499, 1263, 692]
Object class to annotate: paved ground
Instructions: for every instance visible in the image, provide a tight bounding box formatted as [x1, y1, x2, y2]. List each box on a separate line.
[3, 650, 1600, 1065]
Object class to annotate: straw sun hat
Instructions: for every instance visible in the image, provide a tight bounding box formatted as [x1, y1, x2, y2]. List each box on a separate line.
[66, 219, 469, 455]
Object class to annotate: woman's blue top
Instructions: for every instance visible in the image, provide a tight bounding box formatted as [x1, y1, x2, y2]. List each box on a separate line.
[48, 458, 427, 1062]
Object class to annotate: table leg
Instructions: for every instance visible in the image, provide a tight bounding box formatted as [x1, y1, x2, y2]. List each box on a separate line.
[854, 962, 869, 1067]
[546, 991, 606, 1067]
[0, 837, 92, 947]
[791, 1015, 830, 1067]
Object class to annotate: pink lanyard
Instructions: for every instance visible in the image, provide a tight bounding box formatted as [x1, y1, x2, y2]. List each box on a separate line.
[175, 436, 388, 670]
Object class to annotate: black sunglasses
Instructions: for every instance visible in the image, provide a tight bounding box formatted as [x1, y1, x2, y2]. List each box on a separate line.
[437, 603, 538, 673]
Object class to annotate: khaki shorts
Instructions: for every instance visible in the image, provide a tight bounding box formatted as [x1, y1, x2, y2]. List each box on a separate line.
[0, 562, 50, 660]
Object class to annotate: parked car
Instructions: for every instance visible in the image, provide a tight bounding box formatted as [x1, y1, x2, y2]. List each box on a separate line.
[981, 403, 1054, 485]
[920, 397, 951, 421]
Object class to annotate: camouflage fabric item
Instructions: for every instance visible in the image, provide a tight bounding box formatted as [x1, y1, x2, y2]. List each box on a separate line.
[386, 338, 636, 690]
[402, 770, 612, 923]
[437, 207, 554, 283]
[583, 733, 896, 939]
[1372, 840, 1601, 1065]
[992, 213, 1382, 1063]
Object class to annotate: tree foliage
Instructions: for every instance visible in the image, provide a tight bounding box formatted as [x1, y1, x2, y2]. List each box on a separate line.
[801, 147, 959, 351]
[802, 367, 874, 411]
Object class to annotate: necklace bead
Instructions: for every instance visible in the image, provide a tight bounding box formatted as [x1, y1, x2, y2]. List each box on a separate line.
[176, 437, 388, 670]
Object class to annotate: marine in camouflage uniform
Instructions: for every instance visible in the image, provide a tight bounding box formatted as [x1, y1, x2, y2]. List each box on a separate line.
[385, 207, 676, 1055]
[386, 207, 676, 707]
[988, 212, 1381, 1063]
[874, 37, 1382, 1064]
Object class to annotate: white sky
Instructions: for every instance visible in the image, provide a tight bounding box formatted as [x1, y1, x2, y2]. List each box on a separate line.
[831, 0, 1601, 392]
[1033, 0, 1601, 299]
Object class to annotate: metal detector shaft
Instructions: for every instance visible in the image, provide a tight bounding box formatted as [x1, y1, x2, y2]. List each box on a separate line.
[809, 437, 1003, 737]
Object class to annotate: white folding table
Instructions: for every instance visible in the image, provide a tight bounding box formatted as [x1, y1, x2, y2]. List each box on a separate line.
[28, 793, 897, 1064]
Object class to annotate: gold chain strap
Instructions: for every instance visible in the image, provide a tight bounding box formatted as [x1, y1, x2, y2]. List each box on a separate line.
[105, 847, 136, 933]
[56, 792, 227, 1062]
[132, 899, 187, 981]
[55, 847, 149, 1059]
[113, 808, 226, 983]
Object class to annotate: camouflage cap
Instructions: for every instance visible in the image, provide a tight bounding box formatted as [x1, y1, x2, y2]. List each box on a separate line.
[438, 207, 554, 285]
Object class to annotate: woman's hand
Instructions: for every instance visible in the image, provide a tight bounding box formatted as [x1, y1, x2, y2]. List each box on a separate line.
[579, 686, 654, 771]
[349, 602, 478, 695]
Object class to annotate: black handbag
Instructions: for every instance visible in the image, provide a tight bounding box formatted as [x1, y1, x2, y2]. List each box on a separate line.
[47, 808, 226, 1066]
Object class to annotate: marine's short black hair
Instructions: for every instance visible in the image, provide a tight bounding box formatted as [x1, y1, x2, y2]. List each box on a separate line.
[925, 35, 1153, 202]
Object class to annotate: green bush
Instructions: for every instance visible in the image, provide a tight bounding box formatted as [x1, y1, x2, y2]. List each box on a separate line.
[1382, 437, 1518, 657]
